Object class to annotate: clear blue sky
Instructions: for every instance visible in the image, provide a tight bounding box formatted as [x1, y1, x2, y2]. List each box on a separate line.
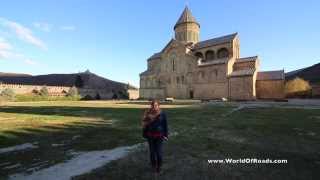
[0, 0, 319, 87]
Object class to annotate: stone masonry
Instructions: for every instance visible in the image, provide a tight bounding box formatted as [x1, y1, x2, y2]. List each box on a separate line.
[139, 6, 285, 100]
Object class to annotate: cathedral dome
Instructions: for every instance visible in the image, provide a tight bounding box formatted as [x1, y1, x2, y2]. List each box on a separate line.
[174, 6, 200, 30]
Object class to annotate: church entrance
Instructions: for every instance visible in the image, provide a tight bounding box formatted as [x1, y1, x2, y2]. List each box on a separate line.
[189, 90, 194, 99]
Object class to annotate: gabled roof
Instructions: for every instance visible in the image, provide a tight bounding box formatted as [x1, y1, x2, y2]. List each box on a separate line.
[147, 52, 162, 61]
[193, 33, 238, 50]
[174, 6, 199, 29]
[285, 62, 320, 84]
[235, 56, 258, 63]
[147, 39, 176, 61]
[257, 70, 285, 80]
[140, 70, 153, 76]
[160, 39, 176, 53]
[229, 69, 256, 77]
[147, 38, 185, 61]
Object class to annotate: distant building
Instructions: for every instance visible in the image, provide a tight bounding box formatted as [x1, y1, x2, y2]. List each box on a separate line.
[140, 6, 284, 100]
[0, 71, 139, 100]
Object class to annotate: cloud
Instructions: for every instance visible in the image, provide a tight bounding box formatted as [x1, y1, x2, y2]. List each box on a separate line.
[0, 38, 12, 58]
[0, 50, 11, 59]
[0, 50, 39, 66]
[60, 25, 76, 31]
[0, 39, 12, 51]
[0, 37, 39, 66]
[33, 22, 52, 32]
[24, 58, 37, 65]
[0, 17, 47, 50]
[0, 49, 23, 61]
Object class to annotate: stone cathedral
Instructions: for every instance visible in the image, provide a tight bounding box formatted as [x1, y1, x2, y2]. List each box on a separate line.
[140, 6, 285, 100]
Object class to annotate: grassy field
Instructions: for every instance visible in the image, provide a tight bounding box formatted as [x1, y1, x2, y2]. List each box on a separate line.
[0, 101, 319, 180]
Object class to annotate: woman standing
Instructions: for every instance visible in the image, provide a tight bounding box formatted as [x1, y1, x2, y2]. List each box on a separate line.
[142, 100, 168, 174]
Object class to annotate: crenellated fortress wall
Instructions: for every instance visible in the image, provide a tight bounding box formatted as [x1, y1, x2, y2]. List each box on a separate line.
[0, 83, 139, 99]
[0, 83, 71, 96]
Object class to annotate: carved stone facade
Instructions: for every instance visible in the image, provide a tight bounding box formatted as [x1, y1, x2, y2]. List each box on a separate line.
[140, 7, 285, 100]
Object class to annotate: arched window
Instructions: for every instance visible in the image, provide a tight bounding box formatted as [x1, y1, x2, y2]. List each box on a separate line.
[209, 70, 218, 81]
[197, 71, 205, 81]
[176, 76, 180, 84]
[172, 59, 175, 71]
[195, 52, 203, 59]
[170, 53, 177, 72]
[217, 48, 229, 59]
[187, 32, 191, 41]
[205, 50, 215, 60]
[167, 77, 171, 84]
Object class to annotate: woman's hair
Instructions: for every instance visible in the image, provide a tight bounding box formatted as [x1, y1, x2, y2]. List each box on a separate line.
[150, 99, 159, 107]
[142, 99, 160, 126]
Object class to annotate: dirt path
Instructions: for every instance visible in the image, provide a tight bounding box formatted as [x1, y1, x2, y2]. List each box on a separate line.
[9, 143, 144, 180]
[0, 143, 38, 154]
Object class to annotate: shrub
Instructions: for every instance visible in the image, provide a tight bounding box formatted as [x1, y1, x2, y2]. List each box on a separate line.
[81, 94, 94, 100]
[0, 88, 15, 101]
[32, 89, 39, 95]
[112, 93, 118, 99]
[39, 86, 49, 97]
[285, 77, 312, 98]
[75, 75, 84, 88]
[117, 90, 128, 99]
[14, 94, 80, 102]
[95, 93, 101, 100]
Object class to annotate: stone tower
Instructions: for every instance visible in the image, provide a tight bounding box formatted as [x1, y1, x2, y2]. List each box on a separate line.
[174, 6, 200, 44]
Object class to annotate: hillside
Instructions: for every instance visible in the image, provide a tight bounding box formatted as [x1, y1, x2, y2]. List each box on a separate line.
[285, 62, 320, 84]
[0, 72, 32, 77]
[0, 71, 136, 92]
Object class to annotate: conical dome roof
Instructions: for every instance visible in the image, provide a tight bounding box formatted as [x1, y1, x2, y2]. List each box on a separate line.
[174, 6, 200, 29]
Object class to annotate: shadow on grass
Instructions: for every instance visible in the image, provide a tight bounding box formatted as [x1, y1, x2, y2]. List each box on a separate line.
[1, 105, 320, 179]
[0, 105, 149, 147]
[0, 104, 203, 149]
[0, 105, 152, 178]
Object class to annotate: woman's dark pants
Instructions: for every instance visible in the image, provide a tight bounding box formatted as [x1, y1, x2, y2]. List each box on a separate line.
[147, 137, 163, 168]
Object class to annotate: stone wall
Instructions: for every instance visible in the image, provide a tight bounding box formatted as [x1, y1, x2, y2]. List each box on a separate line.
[175, 21, 200, 43]
[0, 83, 136, 100]
[0, 83, 70, 96]
[78, 88, 114, 99]
[229, 76, 255, 100]
[128, 89, 139, 100]
[256, 80, 285, 99]
[139, 88, 165, 99]
[140, 29, 266, 101]
[193, 82, 228, 99]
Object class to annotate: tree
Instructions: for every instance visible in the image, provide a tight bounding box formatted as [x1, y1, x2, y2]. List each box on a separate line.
[112, 93, 118, 99]
[285, 77, 312, 97]
[32, 89, 39, 95]
[0, 88, 15, 101]
[118, 90, 128, 99]
[82, 94, 94, 100]
[67, 86, 79, 97]
[95, 93, 101, 100]
[39, 86, 49, 97]
[75, 75, 84, 88]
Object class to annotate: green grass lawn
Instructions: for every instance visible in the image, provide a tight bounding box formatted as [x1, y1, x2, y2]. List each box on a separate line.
[0, 101, 319, 180]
